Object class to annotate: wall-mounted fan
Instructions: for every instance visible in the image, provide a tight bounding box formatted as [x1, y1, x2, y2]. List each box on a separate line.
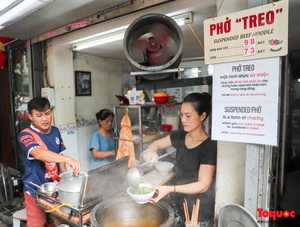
[123, 13, 183, 81]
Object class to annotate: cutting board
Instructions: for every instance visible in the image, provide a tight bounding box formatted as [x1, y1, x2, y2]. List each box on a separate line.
[142, 170, 176, 186]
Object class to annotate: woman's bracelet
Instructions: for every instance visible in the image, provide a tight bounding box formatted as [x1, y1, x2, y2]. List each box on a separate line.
[174, 185, 176, 193]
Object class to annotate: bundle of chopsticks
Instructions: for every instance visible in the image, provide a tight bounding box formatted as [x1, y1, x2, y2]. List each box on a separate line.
[183, 198, 200, 227]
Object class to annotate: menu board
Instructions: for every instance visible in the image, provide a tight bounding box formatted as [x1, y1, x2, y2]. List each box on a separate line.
[211, 57, 279, 146]
[204, 0, 288, 64]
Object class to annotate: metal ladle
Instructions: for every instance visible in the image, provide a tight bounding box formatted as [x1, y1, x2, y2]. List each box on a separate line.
[29, 181, 43, 191]
[126, 168, 142, 188]
[126, 150, 176, 188]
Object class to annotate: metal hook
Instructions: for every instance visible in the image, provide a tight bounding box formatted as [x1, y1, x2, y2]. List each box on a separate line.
[214, 0, 225, 19]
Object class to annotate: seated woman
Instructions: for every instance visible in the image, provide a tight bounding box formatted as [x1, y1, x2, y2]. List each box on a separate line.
[89, 109, 116, 169]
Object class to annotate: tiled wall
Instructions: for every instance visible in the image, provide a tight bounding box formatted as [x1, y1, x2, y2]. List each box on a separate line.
[59, 121, 98, 172]
[76, 122, 98, 172]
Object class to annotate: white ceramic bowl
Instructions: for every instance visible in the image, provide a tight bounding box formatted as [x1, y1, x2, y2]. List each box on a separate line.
[127, 183, 155, 204]
[155, 161, 174, 174]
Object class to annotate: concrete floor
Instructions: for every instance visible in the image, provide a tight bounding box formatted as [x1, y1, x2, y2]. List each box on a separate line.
[0, 196, 25, 226]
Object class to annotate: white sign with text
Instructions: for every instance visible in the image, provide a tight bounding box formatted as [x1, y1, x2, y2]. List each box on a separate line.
[212, 57, 280, 146]
[204, 0, 288, 64]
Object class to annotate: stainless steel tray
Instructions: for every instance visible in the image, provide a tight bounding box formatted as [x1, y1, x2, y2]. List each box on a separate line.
[36, 191, 91, 226]
[36, 156, 129, 226]
[79, 156, 129, 208]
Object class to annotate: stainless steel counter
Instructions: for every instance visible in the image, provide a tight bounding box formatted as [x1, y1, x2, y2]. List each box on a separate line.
[36, 156, 176, 226]
[37, 157, 129, 226]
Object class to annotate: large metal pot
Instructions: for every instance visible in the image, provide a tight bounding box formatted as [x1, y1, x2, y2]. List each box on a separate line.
[56, 171, 87, 213]
[90, 196, 174, 227]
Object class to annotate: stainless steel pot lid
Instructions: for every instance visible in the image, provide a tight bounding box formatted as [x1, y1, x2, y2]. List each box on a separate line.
[218, 205, 261, 227]
[57, 171, 87, 192]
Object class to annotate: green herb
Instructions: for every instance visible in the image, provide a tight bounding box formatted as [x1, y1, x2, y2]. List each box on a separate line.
[129, 186, 153, 195]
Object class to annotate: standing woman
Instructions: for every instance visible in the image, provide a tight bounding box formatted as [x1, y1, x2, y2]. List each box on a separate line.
[89, 109, 116, 169]
[143, 92, 217, 227]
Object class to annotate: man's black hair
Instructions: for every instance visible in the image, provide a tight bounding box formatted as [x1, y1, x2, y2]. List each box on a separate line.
[27, 97, 51, 114]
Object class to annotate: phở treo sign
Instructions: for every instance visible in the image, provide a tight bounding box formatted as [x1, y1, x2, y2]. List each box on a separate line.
[204, 0, 288, 64]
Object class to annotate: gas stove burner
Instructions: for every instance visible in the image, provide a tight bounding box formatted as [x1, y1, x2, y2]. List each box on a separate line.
[174, 208, 185, 227]
[162, 194, 185, 227]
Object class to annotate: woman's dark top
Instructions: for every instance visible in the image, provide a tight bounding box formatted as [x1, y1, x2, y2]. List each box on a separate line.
[170, 130, 217, 224]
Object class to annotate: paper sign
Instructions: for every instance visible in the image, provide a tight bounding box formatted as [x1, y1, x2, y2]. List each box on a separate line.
[211, 57, 280, 146]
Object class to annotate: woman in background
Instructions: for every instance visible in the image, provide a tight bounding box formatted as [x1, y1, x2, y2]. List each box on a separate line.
[89, 109, 116, 169]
